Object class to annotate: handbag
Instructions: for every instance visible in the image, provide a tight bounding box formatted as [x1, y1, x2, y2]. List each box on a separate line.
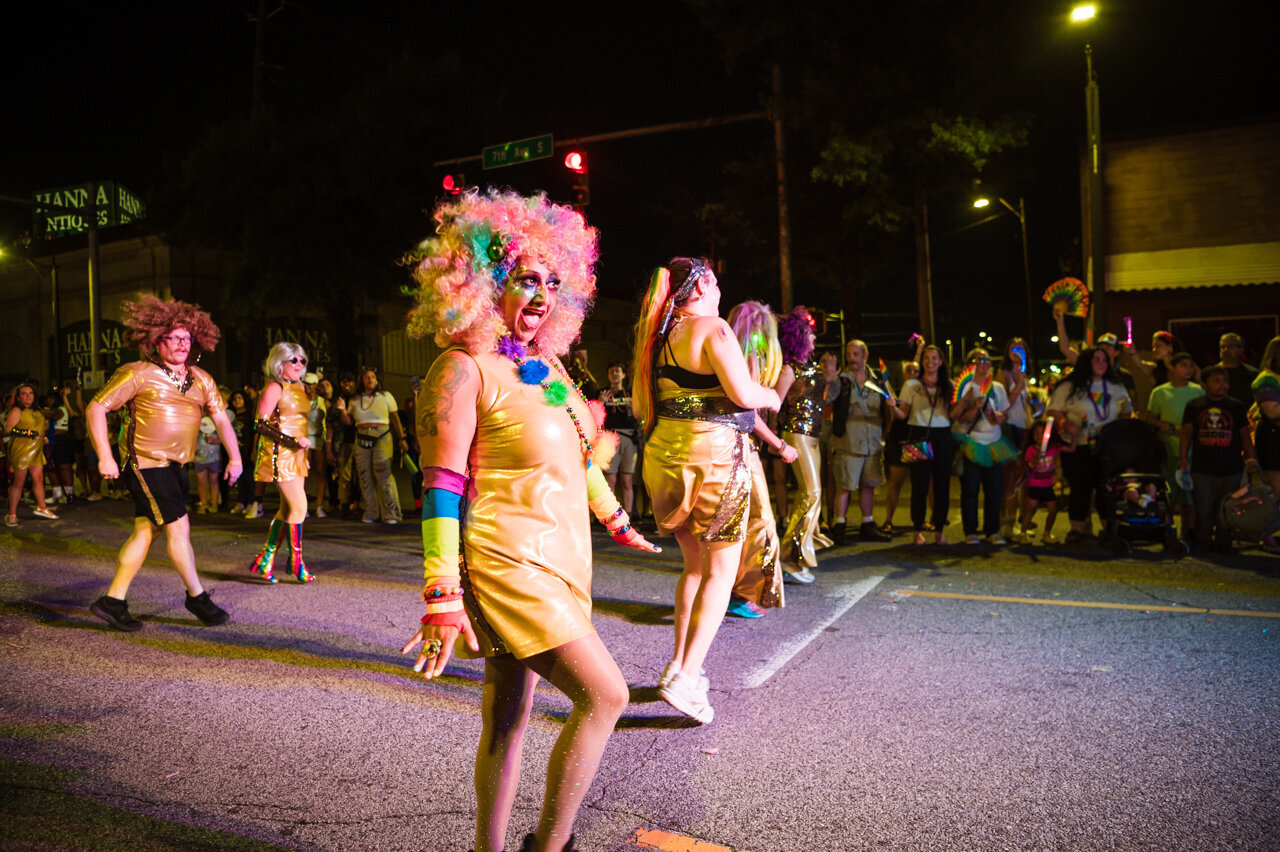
[901, 438, 933, 464]
[900, 383, 940, 464]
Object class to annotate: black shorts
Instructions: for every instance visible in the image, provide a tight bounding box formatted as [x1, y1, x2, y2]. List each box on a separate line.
[51, 432, 76, 466]
[1027, 485, 1057, 504]
[123, 463, 190, 526]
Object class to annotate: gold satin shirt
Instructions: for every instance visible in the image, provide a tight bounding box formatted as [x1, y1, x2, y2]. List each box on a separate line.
[457, 349, 595, 661]
[93, 361, 225, 468]
[6, 407, 47, 470]
[254, 380, 310, 483]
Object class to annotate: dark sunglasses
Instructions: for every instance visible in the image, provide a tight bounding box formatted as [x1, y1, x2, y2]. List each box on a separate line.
[288, 357, 308, 366]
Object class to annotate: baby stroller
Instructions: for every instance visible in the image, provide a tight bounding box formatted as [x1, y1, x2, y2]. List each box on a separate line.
[1095, 419, 1188, 557]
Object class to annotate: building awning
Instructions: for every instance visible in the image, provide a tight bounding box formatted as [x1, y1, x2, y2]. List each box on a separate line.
[1106, 241, 1280, 292]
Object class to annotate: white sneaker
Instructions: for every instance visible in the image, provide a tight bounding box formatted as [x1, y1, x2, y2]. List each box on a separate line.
[33, 508, 59, 520]
[658, 671, 714, 724]
[86, 493, 104, 502]
[315, 507, 327, 519]
[965, 534, 981, 544]
[244, 504, 264, 519]
[658, 662, 708, 691]
[988, 533, 1008, 545]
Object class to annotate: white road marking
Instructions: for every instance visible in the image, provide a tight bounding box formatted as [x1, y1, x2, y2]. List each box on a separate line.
[740, 575, 884, 688]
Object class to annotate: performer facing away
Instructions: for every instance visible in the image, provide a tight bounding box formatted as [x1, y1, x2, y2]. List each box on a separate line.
[633, 258, 782, 724]
[86, 295, 243, 631]
[247, 342, 315, 583]
[399, 188, 658, 852]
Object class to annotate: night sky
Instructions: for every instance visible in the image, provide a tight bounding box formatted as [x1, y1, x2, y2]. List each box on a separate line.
[4, 0, 1278, 343]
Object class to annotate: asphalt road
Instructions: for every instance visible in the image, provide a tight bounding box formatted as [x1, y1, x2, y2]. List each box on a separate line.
[2, 497, 1278, 851]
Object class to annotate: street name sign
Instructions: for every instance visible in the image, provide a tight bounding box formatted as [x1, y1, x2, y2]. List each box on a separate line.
[482, 134, 554, 170]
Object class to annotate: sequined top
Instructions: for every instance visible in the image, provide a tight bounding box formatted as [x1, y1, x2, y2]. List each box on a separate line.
[779, 359, 826, 437]
[93, 361, 225, 468]
[6, 407, 47, 470]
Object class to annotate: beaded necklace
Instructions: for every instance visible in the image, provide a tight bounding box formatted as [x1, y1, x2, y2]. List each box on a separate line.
[1088, 379, 1112, 422]
[498, 335, 594, 465]
[150, 356, 193, 394]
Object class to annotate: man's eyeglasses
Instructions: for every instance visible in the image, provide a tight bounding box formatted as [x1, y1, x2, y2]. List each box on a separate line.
[288, 357, 308, 366]
[160, 335, 192, 346]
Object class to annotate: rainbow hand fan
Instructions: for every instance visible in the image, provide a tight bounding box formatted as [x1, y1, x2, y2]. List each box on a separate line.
[952, 364, 993, 404]
[1043, 277, 1090, 317]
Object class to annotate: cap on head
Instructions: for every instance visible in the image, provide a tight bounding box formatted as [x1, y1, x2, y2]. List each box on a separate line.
[303, 372, 319, 384]
[1096, 333, 1119, 347]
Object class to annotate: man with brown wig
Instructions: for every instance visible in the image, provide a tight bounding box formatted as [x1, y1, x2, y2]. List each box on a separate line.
[86, 295, 243, 631]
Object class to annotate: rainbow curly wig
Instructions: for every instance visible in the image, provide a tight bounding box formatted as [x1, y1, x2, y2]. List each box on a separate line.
[777, 306, 815, 364]
[120, 294, 220, 365]
[404, 188, 598, 356]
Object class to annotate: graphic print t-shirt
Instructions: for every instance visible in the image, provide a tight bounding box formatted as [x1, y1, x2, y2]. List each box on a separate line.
[1182, 395, 1247, 475]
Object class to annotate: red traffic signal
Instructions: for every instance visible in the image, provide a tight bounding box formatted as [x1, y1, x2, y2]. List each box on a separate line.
[442, 174, 464, 195]
[563, 151, 587, 174]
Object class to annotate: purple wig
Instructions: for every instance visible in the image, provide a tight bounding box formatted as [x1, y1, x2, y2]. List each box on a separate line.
[777, 306, 815, 363]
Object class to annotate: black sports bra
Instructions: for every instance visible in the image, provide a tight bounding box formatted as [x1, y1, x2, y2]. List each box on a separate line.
[656, 332, 720, 389]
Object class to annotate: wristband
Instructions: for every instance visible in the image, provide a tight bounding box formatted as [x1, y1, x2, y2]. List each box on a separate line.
[420, 609, 468, 629]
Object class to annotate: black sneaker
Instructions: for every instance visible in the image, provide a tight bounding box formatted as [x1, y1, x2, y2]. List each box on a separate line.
[184, 591, 229, 626]
[90, 595, 143, 632]
[831, 521, 847, 545]
[859, 521, 892, 542]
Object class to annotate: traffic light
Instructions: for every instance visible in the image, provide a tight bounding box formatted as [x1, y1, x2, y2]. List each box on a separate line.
[563, 151, 589, 208]
[442, 173, 464, 195]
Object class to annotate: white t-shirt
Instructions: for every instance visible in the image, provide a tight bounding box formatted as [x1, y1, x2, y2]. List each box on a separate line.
[899, 379, 951, 428]
[955, 381, 1010, 446]
[349, 391, 397, 429]
[1049, 379, 1130, 442]
[999, 369, 1031, 429]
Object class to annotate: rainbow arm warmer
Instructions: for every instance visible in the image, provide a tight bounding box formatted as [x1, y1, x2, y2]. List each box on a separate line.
[586, 462, 622, 521]
[421, 466, 467, 613]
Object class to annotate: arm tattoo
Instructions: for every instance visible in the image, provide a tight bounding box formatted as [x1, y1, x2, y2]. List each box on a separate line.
[420, 355, 471, 437]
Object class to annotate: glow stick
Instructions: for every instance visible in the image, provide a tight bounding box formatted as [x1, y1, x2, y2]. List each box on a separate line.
[1124, 316, 1133, 347]
[1040, 416, 1054, 453]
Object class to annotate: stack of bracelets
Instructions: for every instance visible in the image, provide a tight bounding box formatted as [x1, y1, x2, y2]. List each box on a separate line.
[602, 507, 634, 543]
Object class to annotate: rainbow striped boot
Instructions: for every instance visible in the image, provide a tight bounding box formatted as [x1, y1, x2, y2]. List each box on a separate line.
[287, 523, 315, 583]
[248, 518, 283, 583]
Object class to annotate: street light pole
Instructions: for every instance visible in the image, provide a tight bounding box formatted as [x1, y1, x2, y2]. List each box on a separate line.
[1074, 5, 1106, 338]
[972, 196, 1035, 371]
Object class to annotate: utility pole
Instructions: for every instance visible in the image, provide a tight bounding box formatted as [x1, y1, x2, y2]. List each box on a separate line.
[914, 181, 936, 344]
[86, 182, 102, 384]
[772, 64, 794, 312]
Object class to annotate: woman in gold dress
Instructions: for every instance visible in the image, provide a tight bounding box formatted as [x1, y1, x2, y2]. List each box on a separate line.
[5, 383, 58, 526]
[632, 258, 782, 724]
[399, 188, 658, 852]
[246, 342, 314, 583]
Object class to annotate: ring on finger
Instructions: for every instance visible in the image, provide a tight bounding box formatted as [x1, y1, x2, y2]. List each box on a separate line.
[425, 638, 443, 657]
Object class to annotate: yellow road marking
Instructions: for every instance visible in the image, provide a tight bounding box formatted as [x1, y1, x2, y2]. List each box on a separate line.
[625, 827, 752, 852]
[895, 590, 1280, 619]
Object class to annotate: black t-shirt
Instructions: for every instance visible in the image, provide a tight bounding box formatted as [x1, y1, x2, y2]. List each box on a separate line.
[1182, 394, 1248, 475]
[598, 386, 636, 431]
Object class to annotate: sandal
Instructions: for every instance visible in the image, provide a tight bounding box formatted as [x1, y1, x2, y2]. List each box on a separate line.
[913, 531, 927, 546]
[879, 521, 895, 535]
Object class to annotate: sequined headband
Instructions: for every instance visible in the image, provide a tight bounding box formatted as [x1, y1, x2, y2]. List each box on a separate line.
[657, 260, 708, 335]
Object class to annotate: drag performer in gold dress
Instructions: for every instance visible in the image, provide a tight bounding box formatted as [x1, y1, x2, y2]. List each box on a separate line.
[633, 258, 782, 724]
[399, 188, 659, 852]
[86, 295, 243, 631]
[247, 342, 314, 583]
[775, 307, 835, 582]
[5, 383, 57, 526]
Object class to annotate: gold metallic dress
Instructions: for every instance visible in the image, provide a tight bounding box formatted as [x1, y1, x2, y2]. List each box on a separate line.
[6, 408, 47, 470]
[254, 381, 310, 483]
[94, 361, 225, 468]
[732, 439, 785, 608]
[459, 349, 596, 660]
[643, 385, 753, 543]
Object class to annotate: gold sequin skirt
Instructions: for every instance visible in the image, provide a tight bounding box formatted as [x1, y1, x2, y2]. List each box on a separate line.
[253, 437, 309, 483]
[643, 417, 750, 542]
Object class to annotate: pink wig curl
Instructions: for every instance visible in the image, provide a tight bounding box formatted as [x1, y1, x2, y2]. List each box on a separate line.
[404, 188, 598, 357]
[777, 306, 815, 363]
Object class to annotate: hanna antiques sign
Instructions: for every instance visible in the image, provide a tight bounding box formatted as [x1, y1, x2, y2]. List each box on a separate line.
[32, 182, 146, 237]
